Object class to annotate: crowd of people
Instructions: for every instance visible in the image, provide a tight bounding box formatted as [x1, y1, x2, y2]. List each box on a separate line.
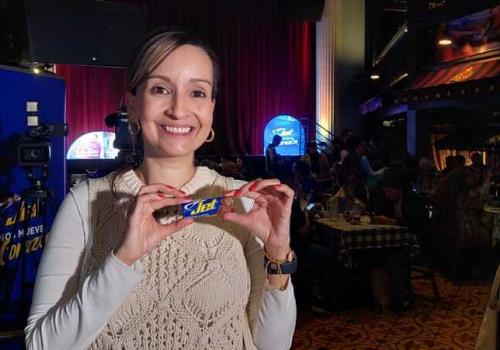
[204, 129, 500, 311]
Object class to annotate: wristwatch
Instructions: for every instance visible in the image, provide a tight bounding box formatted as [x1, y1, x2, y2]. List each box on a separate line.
[264, 250, 297, 274]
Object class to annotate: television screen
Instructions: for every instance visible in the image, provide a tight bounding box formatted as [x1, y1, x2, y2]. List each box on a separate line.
[67, 131, 118, 160]
[437, 5, 500, 62]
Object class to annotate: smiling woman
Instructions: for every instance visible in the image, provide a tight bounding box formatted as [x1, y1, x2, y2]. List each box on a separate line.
[25, 29, 297, 350]
[127, 44, 216, 159]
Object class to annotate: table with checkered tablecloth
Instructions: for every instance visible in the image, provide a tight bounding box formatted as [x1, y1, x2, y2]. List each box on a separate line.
[313, 217, 420, 262]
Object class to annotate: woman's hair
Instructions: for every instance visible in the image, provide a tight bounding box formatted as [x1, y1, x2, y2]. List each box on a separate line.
[127, 29, 220, 100]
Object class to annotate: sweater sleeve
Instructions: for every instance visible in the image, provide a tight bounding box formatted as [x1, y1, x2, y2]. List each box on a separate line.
[233, 180, 297, 350]
[25, 182, 145, 350]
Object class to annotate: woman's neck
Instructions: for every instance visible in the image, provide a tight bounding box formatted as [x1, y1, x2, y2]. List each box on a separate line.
[135, 155, 197, 188]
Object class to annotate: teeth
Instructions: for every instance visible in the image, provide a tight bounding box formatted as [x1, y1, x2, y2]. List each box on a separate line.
[163, 125, 191, 134]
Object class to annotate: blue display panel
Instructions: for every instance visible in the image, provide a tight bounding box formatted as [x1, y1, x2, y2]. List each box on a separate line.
[263, 115, 305, 156]
[0, 66, 66, 329]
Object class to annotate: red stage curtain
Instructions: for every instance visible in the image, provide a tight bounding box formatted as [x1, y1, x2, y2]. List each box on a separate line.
[55, 65, 126, 146]
[57, 0, 314, 155]
[148, 0, 315, 155]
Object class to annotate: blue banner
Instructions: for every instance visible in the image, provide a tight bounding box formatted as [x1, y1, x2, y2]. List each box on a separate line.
[0, 66, 66, 332]
[0, 194, 52, 328]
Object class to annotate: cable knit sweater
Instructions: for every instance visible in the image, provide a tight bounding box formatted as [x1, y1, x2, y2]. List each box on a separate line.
[25, 167, 296, 350]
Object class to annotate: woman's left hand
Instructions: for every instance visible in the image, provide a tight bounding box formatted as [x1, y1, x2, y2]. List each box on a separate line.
[222, 179, 294, 260]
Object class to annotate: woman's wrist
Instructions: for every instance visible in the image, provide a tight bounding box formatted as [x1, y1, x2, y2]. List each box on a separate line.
[114, 248, 138, 267]
[264, 245, 291, 261]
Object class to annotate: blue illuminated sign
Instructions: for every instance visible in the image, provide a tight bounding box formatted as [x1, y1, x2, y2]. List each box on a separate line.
[263, 115, 305, 156]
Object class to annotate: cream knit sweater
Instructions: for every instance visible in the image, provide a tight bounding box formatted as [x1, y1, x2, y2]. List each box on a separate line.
[25, 167, 296, 350]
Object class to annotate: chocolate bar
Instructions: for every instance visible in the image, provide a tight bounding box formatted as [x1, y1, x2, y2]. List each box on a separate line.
[154, 196, 234, 222]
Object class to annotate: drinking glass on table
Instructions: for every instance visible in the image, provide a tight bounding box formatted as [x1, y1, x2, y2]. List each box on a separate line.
[350, 203, 362, 224]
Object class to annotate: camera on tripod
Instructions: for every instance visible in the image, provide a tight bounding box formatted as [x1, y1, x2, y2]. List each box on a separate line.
[17, 102, 67, 168]
[105, 106, 143, 166]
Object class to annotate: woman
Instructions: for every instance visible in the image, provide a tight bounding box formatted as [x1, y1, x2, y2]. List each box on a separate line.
[25, 30, 296, 349]
[433, 166, 492, 279]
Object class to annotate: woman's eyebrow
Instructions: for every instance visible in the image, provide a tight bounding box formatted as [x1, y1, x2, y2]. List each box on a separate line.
[189, 78, 212, 86]
[147, 74, 171, 82]
[146, 75, 211, 87]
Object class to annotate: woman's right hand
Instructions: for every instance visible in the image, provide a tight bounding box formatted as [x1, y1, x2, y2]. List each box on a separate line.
[114, 184, 193, 266]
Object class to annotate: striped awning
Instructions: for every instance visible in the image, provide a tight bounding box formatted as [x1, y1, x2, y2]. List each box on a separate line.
[409, 57, 500, 90]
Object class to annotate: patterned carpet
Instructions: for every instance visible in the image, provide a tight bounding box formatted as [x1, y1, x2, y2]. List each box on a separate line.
[292, 274, 491, 350]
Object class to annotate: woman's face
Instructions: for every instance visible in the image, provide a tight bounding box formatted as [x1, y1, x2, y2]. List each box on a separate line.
[128, 44, 215, 159]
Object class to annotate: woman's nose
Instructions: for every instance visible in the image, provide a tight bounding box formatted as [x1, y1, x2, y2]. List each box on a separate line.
[166, 93, 189, 119]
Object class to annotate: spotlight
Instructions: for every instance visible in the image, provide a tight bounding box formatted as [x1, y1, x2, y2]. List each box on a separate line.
[438, 38, 452, 46]
[370, 74, 380, 80]
[33, 68, 41, 74]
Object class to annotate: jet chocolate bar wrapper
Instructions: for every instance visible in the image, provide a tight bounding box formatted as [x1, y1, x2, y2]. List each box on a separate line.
[154, 196, 234, 222]
[181, 197, 234, 218]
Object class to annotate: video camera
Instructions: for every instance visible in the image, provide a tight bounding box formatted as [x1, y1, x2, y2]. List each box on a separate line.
[105, 106, 143, 166]
[17, 102, 67, 168]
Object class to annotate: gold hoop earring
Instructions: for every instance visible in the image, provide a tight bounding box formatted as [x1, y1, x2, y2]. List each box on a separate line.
[205, 128, 215, 143]
[128, 121, 141, 135]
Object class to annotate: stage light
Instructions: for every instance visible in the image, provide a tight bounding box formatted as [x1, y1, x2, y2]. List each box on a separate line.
[438, 38, 452, 46]
[370, 74, 380, 80]
[33, 68, 40, 74]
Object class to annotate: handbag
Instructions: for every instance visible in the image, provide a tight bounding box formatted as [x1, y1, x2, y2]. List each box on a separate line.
[476, 264, 500, 350]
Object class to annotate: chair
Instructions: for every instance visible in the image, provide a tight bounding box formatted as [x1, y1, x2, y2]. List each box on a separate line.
[410, 199, 440, 301]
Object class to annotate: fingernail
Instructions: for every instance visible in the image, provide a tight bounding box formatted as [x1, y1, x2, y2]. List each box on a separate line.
[158, 193, 169, 198]
[234, 190, 241, 197]
[274, 184, 282, 189]
[249, 184, 257, 191]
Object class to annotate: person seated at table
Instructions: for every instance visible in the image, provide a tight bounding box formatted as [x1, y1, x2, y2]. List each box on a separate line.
[295, 160, 320, 203]
[368, 167, 429, 311]
[372, 168, 427, 230]
[332, 173, 365, 213]
[373, 167, 433, 258]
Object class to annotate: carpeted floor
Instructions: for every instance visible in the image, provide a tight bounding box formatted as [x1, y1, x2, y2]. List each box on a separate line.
[292, 274, 491, 350]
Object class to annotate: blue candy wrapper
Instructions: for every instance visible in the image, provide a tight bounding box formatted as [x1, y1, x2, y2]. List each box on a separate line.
[181, 197, 223, 218]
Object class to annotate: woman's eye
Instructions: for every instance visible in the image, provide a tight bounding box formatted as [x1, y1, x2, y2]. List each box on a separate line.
[192, 90, 206, 98]
[151, 86, 170, 95]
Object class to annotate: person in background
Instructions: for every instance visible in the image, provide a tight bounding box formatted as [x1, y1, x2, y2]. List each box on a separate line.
[332, 173, 365, 213]
[25, 29, 296, 350]
[266, 134, 283, 178]
[295, 160, 319, 204]
[442, 155, 457, 177]
[221, 158, 241, 178]
[433, 166, 493, 279]
[370, 168, 428, 311]
[471, 152, 488, 187]
[456, 154, 466, 168]
[414, 156, 438, 197]
[235, 156, 255, 181]
[301, 141, 329, 179]
[339, 129, 354, 164]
